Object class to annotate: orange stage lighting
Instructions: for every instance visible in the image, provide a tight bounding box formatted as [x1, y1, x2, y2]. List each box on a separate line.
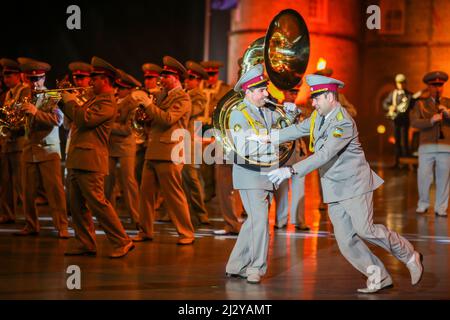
[316, 57, 327, 71]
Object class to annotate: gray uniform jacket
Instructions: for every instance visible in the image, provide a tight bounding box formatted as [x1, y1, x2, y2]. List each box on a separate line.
[229, 99, 287, 190]
[274, 104, 383, 203]
[23, 90, 63, 163]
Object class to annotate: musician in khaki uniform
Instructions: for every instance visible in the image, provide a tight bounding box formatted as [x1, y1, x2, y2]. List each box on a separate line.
[274, 84, 311, 231]
[105, 70, 141, 228]
[200, 61, 232, 202]
[410, 71, 450, 217]
[64, 62, 94, 216]
[132, 56, 195, 245]
[182, 61, 210, 226]
[60, 56, 134, 258]
[13, 59, 69, 238]
[266, 74, 423, 293]
[140, 63, 167, 221]
[0, 58, 30, 224]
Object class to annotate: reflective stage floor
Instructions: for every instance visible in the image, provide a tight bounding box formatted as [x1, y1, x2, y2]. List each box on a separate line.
[0, 163, 448, 300]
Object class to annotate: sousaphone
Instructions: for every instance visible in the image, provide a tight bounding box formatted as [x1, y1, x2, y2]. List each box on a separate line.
[213, 9, 310, 171]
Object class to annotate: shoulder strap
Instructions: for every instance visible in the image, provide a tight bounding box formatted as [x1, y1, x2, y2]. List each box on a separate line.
[309, 110, 318, 152]
[237, 103, 258, 135]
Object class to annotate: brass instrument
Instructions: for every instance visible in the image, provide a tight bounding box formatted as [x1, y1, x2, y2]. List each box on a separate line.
[386, 96, 409, 120]
[386, 89, 423, 120]
[213, 9, 310, 170]
[130, 89, 154, 135]
[33, 86, 93, 95]
[0, 96, 29, 137]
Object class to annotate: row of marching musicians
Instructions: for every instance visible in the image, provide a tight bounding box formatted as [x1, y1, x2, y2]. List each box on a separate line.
[0, 55, 255, 258]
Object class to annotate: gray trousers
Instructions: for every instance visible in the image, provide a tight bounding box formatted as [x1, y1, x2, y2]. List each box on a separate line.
[274, 174, 306, 227]
[328, 191, 415, 280]
[226, 189, 272, 276]
[417, 151, 450, 214]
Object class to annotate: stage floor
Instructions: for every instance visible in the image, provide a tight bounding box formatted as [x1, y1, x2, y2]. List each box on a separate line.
[0, 163, 448, 300]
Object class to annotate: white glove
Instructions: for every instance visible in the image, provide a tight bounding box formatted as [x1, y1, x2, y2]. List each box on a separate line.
[283, 102, 300, 115]
[246, 134, 270, 143]
[61, 92, 78, 104]
[131, 90, 153, 107]
[267, 167, 292, 186]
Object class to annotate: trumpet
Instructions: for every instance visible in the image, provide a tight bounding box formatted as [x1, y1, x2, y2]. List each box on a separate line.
[33, 86, 93, 94]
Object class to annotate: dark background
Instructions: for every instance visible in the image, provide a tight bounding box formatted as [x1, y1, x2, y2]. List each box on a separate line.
[0, 0, 232, 86]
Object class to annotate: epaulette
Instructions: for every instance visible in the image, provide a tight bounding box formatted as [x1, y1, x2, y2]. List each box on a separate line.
[237, 102, 247, 111]
[336, 111, 344, 121]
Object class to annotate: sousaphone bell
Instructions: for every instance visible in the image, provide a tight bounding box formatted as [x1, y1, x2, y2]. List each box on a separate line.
[213, 9, 310, 171]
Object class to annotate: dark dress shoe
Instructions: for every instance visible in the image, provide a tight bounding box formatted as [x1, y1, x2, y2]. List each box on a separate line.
[131, 234, 152, 242]
[0, 217, 15, 224]
[64, 248, 97, 256]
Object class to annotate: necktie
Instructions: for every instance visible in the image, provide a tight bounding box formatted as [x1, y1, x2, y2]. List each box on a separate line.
[318, 116, 325, 131]
[258, 108, 268, 128]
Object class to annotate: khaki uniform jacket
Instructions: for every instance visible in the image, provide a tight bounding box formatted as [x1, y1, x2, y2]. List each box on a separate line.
[275, 104, 384, 203]
[62, 92, 117, 174]
[109, 93, 137, 157]
[23, 91, 63, 163]
[410, 96, 450, 152]
[187, 88, 206, 161]
[1, 83, 31, 153]
[201, 81, 231, 119]
[144, 86, 191, 161]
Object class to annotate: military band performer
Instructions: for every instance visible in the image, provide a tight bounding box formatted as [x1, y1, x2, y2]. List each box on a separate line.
[105, 69, 141, 228]
[132, 56, 195, 245]
[14, 59, 69, 238]
[182, 61, 210, 226]
[266, 74, 424, 293]
[274, 83, 311, 231]
[383, 74, 413, 167]
[410, 71, 450, 217]
[224, 64, 297, 284]
[0, 58, 30, 224]
[199, 61, 232, 202]
[60, 56, 134, 258]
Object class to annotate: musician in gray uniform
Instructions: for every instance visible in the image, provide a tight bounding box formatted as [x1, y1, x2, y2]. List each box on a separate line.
[265, 74, 424, 293]
[15, 59, 69, 238]
[224, 64, 296, 284]
[410, 71, 450, 217]
[383, 74, 413, 167]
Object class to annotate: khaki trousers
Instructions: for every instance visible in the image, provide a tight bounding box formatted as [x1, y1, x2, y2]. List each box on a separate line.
[139, 160, 194, 240]
[69, 169, 130, 251]
[105, 156, 140, 224]
[22, 159, 68, 232]
[0, 152, 23, 221]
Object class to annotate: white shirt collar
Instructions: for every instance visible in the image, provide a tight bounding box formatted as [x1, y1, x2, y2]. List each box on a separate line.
[324, 105, 338, 121]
